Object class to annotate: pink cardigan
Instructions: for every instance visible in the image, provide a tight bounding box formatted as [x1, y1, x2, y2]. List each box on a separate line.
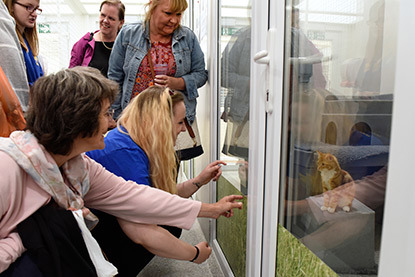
[0, 152, 201, 272]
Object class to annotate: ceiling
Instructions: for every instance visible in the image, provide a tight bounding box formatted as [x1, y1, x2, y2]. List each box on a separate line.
[41, 0, 148, 16]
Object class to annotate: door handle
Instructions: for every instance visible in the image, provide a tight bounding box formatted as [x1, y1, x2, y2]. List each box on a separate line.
[254, 50, 270, 65]
[253, 29, 277, 114]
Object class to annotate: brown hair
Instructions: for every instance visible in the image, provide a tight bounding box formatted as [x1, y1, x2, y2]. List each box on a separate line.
[25, 67, 118, 155]
[144, 0, 188, 23]
[3, 0, 39, 55]
[100, 0, 125, 21]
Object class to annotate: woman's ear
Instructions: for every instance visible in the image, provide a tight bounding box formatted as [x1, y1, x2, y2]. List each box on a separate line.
[118, 20, 125, 31]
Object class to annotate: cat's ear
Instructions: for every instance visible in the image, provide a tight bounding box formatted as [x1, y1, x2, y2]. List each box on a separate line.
[316, 150, 322, 157]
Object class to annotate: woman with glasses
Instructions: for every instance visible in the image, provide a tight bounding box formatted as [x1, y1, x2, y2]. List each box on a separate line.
[3, 0, 44, 86]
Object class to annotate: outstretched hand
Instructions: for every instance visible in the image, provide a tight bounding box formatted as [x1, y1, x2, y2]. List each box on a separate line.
[216, 195, 243, 218]
[196, 160, 226, 186]
[198, 195, 243, 219]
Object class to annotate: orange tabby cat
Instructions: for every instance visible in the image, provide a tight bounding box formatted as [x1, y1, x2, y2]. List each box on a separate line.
[316, 151, 355, 213]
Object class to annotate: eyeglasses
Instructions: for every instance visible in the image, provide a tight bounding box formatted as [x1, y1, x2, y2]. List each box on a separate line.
[105, 109, 114, 118]
[14, 2, 42, 15]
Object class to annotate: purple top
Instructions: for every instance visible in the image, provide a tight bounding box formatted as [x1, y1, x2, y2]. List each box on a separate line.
[69, 31, 98, 68]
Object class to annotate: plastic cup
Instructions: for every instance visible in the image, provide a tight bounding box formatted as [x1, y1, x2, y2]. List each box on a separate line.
[154, 63, 168, 76]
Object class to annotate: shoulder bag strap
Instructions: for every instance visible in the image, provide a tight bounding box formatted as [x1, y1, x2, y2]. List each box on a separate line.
[146, 41, 155, 81]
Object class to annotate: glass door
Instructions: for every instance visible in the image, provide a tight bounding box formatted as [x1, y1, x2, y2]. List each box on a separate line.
[261, 0, 400, 276]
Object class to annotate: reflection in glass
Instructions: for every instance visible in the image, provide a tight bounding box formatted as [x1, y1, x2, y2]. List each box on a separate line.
[221, 25, 251, 195]
[217, 2, 251, 276]
[278, 0, 395, 275]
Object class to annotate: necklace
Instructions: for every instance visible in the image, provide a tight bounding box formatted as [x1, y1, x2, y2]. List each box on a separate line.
[100, 32, 113, 50]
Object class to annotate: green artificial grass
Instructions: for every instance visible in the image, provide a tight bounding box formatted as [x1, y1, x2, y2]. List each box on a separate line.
[217, 176, 247, 277]
[276, 225, 338, 277]
[216, 176, 337, 277]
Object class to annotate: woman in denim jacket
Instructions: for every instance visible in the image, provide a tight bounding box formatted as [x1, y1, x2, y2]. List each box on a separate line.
[108, 0, 208, 121]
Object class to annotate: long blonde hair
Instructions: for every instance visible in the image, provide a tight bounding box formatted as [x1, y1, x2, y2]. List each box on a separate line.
[4, 0, 40, 55]
[119, 87, 184, 194]
[144, 0, 188, 23]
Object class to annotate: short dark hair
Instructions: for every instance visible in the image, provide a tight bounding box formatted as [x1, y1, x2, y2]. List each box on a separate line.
[100, 0, 125, 21]
[25, 67, 118, 155]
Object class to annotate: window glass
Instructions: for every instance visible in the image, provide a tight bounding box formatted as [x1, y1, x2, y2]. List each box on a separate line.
[278, 0, 396, 275]
[217, 1, 251, 276]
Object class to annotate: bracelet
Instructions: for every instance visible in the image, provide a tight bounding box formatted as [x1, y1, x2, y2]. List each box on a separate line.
[190, 246, 199, 262]
[192, 182, 201, 189]
[190, 246, 200, 262]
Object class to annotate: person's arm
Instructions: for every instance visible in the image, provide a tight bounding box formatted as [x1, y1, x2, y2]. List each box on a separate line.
[84, 156, 243, 229]
[198, 194, 243, 219]
[177, 160, 225, 198]
[118, 219, 211, 263]
[172, 29, 208, 99]
[108, 28, 127, 117]
[0, 153, 49, 273]
[0, 233, 25, 273]
[0, 3, 29, 112]
[69, 35, 88, 68]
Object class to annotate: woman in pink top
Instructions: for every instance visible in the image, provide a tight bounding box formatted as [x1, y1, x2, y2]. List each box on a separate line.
[0, 66, 242, 274]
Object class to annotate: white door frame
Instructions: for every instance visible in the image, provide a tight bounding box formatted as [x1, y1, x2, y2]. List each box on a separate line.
[379, 0, 415, 276]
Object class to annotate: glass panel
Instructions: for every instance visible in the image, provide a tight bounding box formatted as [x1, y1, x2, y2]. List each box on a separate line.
[277, 0, 396, 275]
[217, 1, 251, 276]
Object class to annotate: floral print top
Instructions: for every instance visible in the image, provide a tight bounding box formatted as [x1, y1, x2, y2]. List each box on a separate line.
[131, 40, 177, 99]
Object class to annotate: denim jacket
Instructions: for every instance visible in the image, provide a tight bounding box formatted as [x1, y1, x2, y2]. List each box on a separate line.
[108, 22, 208, 122]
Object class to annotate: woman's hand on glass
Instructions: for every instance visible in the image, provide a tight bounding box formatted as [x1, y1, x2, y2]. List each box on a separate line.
[195, 160, 226, 186]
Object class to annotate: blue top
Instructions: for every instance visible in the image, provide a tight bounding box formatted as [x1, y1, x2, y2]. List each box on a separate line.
[86, 126, 151, 186]
[22, 37, 43, 86]
[108, 21, 208, 121]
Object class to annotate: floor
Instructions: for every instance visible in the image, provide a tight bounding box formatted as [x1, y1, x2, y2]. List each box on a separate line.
[137, 220, 225, 277]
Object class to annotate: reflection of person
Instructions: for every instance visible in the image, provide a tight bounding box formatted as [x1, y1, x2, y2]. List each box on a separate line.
[0, 0, 29, 112]
[340, 0, 390, 96]
[4, 0, 43, 86]
[108, 0, 208, 119]
[220, 26, 251, 194]
[0, 67, 243, 273]
[290, 7, 326, 90]
[221, 26, 250, 126]
[87, 86, 224, 275]
[69, 0, 125, 77]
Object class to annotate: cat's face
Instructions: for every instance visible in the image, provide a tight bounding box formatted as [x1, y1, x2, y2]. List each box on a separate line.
[317, 151, 340, 171]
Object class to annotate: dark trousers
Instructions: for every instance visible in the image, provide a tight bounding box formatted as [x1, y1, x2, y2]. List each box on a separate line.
[91, 210, 182, 277]
[0, 253, 43, 277]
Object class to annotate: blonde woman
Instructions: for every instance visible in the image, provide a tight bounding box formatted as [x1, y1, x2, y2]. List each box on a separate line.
[87, 86, 224, 275]
[108, 0, 208, 119]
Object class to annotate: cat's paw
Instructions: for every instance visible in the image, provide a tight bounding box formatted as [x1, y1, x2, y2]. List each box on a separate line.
[320, 206, 328, 211]
[328, 207, 335, 213]
[342, 206, 350, 212]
